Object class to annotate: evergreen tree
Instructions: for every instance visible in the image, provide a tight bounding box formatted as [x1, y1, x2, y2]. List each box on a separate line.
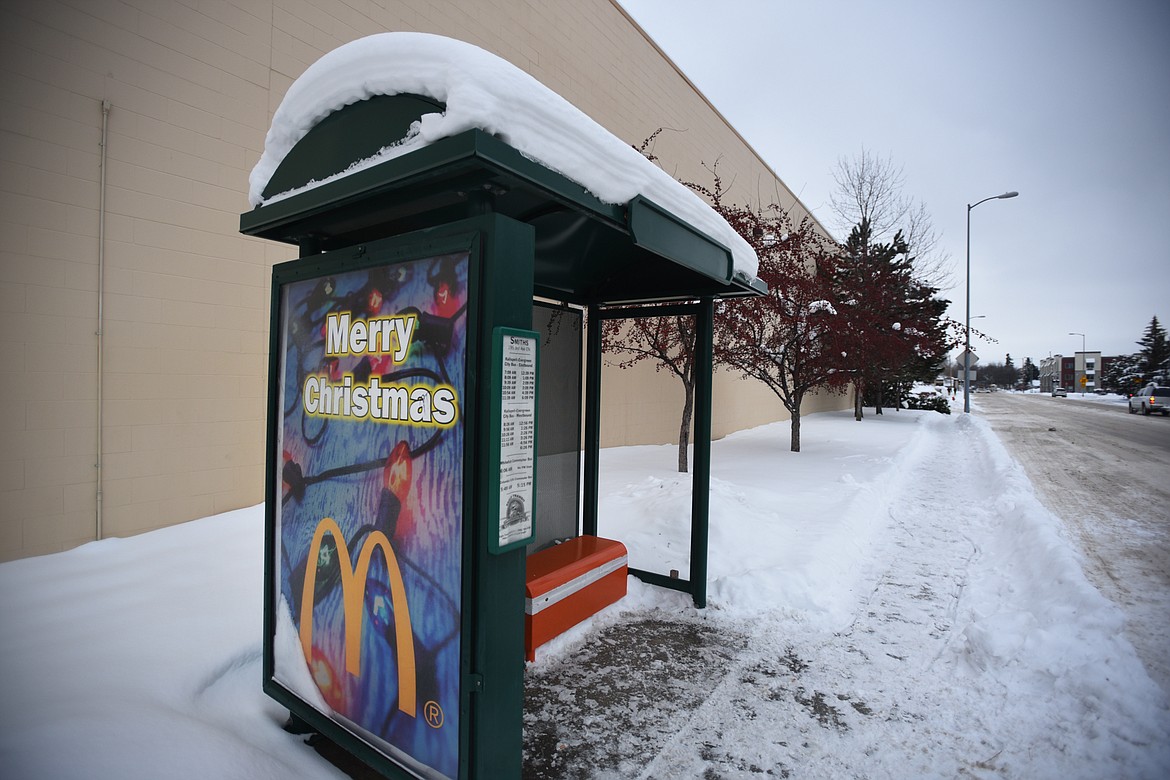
[1003, 354, 1017, 387]
[1102, 353, 1145, 394]
[834, 219, 949, 417]
[1021, 357, 1039, 386]
[834, 219, 908, 417]
[1104, 353, 1141, 397]
[1136, 315, 1169, 380]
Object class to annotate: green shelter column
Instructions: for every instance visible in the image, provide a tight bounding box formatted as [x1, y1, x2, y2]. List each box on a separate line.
[689, 298, 714, 608]
[583, 304, 602, 538]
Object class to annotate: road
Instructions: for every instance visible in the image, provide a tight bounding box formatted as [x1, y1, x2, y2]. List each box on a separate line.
[972, 392, 1170, 692]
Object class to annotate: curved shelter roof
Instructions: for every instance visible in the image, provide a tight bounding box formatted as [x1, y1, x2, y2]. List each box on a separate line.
[240, 33, 764, 306]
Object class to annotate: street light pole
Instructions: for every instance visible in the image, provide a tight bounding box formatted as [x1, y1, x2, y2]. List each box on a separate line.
[964, 191, 1019, 413]
[962, 315, 986, 396]
[1069, 331, 1086, 395]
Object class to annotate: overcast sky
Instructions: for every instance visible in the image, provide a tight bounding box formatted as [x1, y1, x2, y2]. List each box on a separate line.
[618, 0, 1170, 367]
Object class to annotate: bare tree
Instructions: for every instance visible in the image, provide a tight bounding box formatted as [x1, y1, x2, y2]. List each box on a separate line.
[829, 148, 951, 290]
[829, 148, 909, 240]
[902, 201, 950, 290]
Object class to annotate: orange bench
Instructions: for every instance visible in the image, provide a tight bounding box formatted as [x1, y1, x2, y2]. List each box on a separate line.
[524, 535, 628, 661]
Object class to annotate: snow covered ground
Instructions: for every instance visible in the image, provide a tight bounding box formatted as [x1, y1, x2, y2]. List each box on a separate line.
[2, 405, 1168, 778]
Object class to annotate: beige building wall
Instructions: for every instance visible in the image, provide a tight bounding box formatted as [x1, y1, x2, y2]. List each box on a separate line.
[602, 361, 847, 448]
[0, 0, 842, 561]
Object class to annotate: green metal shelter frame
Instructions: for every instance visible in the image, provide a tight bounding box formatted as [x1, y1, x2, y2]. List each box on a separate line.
[242, 93, 764, 610]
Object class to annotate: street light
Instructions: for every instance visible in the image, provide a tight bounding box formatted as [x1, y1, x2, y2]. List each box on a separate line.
[1069, 331, 1086, 395]
[964, 191, 1018, 413]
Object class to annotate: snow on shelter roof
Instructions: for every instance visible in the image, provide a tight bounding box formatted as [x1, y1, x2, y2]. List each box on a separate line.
[248, 32, 759, 280]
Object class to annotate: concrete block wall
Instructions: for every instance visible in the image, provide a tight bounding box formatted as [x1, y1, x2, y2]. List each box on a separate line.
[0, 0, 837, 561]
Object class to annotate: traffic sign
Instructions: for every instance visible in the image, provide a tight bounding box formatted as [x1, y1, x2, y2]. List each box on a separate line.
[955, 350, 979, 367]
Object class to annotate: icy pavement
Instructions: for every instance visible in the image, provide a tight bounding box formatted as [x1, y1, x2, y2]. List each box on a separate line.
[524, 616, 747, 779]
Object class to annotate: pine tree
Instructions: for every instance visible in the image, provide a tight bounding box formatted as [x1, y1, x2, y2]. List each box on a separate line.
[1136, 315, 1169, 380]
[833, 219, 949, 417]
[1003, 354, 1017, 388]
[1102, 353, 1144, 394]
[1021, 357, 1039, 386]
[834, 219, 909, 418]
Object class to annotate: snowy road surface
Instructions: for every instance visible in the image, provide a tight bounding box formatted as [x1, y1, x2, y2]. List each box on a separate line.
[2, 405, 1167, 779]
[973, 391, 1170, 692]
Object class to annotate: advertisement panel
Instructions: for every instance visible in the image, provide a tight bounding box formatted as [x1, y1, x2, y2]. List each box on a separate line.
[271, 249, 469, 779]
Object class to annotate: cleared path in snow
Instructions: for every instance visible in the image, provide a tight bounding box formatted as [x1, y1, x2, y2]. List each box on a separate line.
[636, 413, 1006, 778]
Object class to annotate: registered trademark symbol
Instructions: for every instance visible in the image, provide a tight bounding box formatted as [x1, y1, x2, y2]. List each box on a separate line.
[423, 700, 444, 729]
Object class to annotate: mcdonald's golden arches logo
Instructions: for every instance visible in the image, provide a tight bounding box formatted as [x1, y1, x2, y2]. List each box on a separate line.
[299, 517, 417, 717]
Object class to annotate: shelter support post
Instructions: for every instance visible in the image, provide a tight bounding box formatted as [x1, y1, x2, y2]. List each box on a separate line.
[582, 304, 602, 537]
[689, 298, 714, 608]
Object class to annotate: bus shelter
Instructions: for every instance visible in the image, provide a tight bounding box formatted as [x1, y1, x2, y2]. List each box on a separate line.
[241, 91, 763, 779]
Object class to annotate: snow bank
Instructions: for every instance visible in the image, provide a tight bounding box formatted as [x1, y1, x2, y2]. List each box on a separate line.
[0, 506, 342, 779]
[248, 32, 759, 280]
[945, 413, 1167, 768]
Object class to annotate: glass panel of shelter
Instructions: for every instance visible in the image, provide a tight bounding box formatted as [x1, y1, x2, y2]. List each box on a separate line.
[528, 302, 583, 552]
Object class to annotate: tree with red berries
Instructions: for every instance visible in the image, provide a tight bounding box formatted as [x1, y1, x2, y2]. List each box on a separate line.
[693, 181, 849, 451]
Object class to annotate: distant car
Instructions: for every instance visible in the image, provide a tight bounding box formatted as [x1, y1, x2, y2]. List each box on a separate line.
[1051, 387, 1068, 397]
[1128, 385, 1170, 416]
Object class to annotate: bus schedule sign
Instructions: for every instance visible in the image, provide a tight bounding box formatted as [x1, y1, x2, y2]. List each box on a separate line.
[489, 328, 538, 554]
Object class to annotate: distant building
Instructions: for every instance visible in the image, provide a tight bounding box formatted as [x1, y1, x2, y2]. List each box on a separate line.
[1048, 352, 1119, 393]
[1039, 356, 1061, 393]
